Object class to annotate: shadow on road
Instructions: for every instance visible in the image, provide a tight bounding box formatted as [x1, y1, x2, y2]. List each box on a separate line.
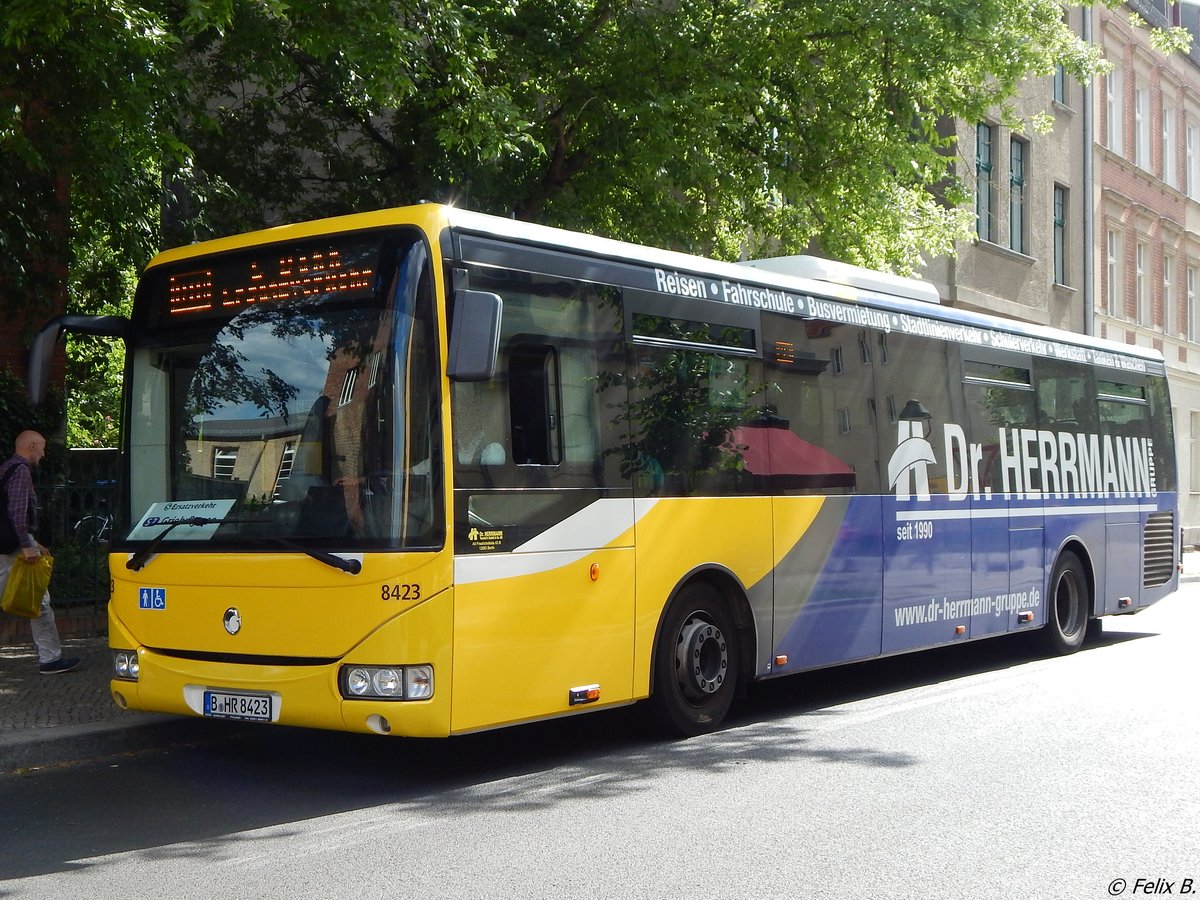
[0, 622, 1158, 883]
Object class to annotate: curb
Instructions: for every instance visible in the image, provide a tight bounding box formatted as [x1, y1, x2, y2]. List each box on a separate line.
[0, 714, 248, 774]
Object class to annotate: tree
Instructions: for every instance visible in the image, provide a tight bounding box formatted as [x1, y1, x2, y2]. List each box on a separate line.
[0, 1, 210, 445]
[162, 0, 527, 244]
[0, 2, 189, 320]
[173, 0, 1124, 270]
[1, 0, 1186, 446]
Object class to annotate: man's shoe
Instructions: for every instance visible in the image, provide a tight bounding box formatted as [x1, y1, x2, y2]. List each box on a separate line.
[40, 657, 81, 675]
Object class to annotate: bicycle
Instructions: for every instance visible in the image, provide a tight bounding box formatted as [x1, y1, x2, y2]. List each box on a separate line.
[73, 509, 113, 546]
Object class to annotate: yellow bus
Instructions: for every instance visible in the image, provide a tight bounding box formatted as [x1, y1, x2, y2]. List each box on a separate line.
[31, 203, 1179, 737]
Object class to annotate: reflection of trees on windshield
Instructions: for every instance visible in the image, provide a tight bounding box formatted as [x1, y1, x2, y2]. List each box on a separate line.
[186, 302, 381, 424]
[177, 297, 392, 526]
[127, 230, 444, 551]
[187, 338, 300, 419]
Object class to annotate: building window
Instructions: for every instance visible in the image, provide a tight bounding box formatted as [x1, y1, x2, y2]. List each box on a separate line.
[1164, 253, 1175, 332]
[213, 447, 237, 480]
[1010, 137, 1028, 254]
[1106, 228, 1121, 314]
[976, 123, 996, 242]
[867, 397, 878, 426]
[1136, 241, 1148, 323]
[831, 345, 844, 375]
[1191, 411, 1200, 494]
[1106, 66, 1124, 155]
[1164, 105, 1178, 188]
[1053, 10, 1070, 107]
[838, 408, 852, 435]
[272, 442, 296, 500]
[878, 333, 890, 365]
[1189, 126, 1200, 200]
[339, 368, 358, 406]
[857, 331, 872, 364]
[1189, 266, 1198, 341]
[887, 395, 898, 424]
[1053, 185, 1068, 286]
[1135, 86, 1150, 169]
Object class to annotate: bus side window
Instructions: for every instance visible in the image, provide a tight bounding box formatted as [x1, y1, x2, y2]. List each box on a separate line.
[1098, 380, 1149, 438]
[453, 379, 509, 467]
[1034, 358, 1094, 429]
[508, 345, 562, 466]
[961, 359, 1036, 493]
[558, 348, 599, 468]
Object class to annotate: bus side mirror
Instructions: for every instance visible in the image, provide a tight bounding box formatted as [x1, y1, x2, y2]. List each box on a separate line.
[447, 290, 502, 382]
[27, 315, 129, 405]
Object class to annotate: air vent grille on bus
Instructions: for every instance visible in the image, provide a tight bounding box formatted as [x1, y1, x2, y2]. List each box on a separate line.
[1143, 511, 1176, 588]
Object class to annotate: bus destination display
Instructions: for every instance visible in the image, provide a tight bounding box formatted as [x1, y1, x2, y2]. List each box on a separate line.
[163, 239, 379, 319]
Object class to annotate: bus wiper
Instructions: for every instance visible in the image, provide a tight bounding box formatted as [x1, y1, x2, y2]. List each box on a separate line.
[126, 519, 363, 574]
[126, 517, 224, 571]
[268, 537, 363, 575]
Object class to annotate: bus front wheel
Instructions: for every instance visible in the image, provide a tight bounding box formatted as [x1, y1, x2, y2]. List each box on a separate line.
[1039, 552, 1089, 655]
[648, 581, 739, 737]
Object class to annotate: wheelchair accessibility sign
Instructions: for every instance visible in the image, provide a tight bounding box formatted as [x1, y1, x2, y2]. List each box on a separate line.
[139, 587, 167, 610]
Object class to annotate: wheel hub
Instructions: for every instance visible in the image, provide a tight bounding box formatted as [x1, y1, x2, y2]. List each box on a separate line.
[675, 615, 728, 700]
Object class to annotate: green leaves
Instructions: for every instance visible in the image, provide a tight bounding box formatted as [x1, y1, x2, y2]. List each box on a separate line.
[0, 0, 1134, 446]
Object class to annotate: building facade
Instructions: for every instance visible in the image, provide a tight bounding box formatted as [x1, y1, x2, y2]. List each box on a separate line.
[1094, 0, 1200, 544]
[925, 1, 1200, 545]
[922, 4, 1090, 335]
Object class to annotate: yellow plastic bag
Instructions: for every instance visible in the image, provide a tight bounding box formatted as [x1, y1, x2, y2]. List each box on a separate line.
[1, 554, 53, 619]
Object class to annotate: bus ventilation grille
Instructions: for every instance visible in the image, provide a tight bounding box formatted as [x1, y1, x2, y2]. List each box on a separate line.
[1143, 510, 1176, 588]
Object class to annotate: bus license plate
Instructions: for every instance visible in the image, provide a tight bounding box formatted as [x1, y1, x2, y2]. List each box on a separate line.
[203, 690, 272, 722]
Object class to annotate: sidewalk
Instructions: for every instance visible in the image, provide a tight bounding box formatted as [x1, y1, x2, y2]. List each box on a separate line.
[0, 629, 218, 774]
[3, 554, 1199, 774]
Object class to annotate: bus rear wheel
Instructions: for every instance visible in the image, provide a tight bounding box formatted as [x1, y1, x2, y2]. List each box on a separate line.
[1039, 552, 1089, 655]
[648, 581, 739, 737]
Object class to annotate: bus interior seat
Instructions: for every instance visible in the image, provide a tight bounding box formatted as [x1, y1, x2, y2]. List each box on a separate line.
[480, 442, 507, 466]
[296, 485, 351, 536]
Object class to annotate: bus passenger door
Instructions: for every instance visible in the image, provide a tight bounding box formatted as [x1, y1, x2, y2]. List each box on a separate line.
[878, 336, 972, 653]
[962, 356, 1042, 637]
[447, 269, 635, 732]
[760, 312, 885, 671]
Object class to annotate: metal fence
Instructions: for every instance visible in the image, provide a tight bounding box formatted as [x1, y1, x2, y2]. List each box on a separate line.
[34, 450, 119, 615]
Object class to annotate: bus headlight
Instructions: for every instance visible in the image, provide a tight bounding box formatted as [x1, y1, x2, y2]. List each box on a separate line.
[371, 668, 401, 697]
[113, 650, 139, 682]
[405, 666, 434, 700]
[340, 665, 433, 701]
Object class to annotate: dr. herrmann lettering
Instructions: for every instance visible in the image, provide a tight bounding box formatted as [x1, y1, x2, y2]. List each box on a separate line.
[895, 422, 1157, 501]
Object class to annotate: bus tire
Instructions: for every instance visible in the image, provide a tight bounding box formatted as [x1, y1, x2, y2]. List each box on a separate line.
[1039, 552, 1089, 655]
[647, 581, 739, 737]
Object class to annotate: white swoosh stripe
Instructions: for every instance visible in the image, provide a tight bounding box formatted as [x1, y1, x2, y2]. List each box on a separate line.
[514, 497, 641, 552]
[455, 498, 656, 585]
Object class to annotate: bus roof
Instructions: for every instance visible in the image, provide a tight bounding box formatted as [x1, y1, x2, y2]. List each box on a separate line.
[442, 207, 1164, 368]
[145, 203, 1165, 367]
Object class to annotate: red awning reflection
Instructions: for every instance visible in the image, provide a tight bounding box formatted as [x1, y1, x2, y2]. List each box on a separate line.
[727, 423, 856, 489]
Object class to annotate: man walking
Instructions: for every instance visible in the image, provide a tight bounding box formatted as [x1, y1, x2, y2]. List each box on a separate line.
[0, 430, 80, 674]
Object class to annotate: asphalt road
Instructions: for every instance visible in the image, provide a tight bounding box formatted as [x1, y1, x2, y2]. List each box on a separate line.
[2, 586, 1197, 899]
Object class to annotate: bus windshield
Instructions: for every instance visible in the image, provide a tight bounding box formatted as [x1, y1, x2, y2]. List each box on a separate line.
[122, 230, 443, 552]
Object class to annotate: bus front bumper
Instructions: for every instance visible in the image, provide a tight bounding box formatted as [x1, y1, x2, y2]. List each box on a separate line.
[107, 596, 454, 738]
